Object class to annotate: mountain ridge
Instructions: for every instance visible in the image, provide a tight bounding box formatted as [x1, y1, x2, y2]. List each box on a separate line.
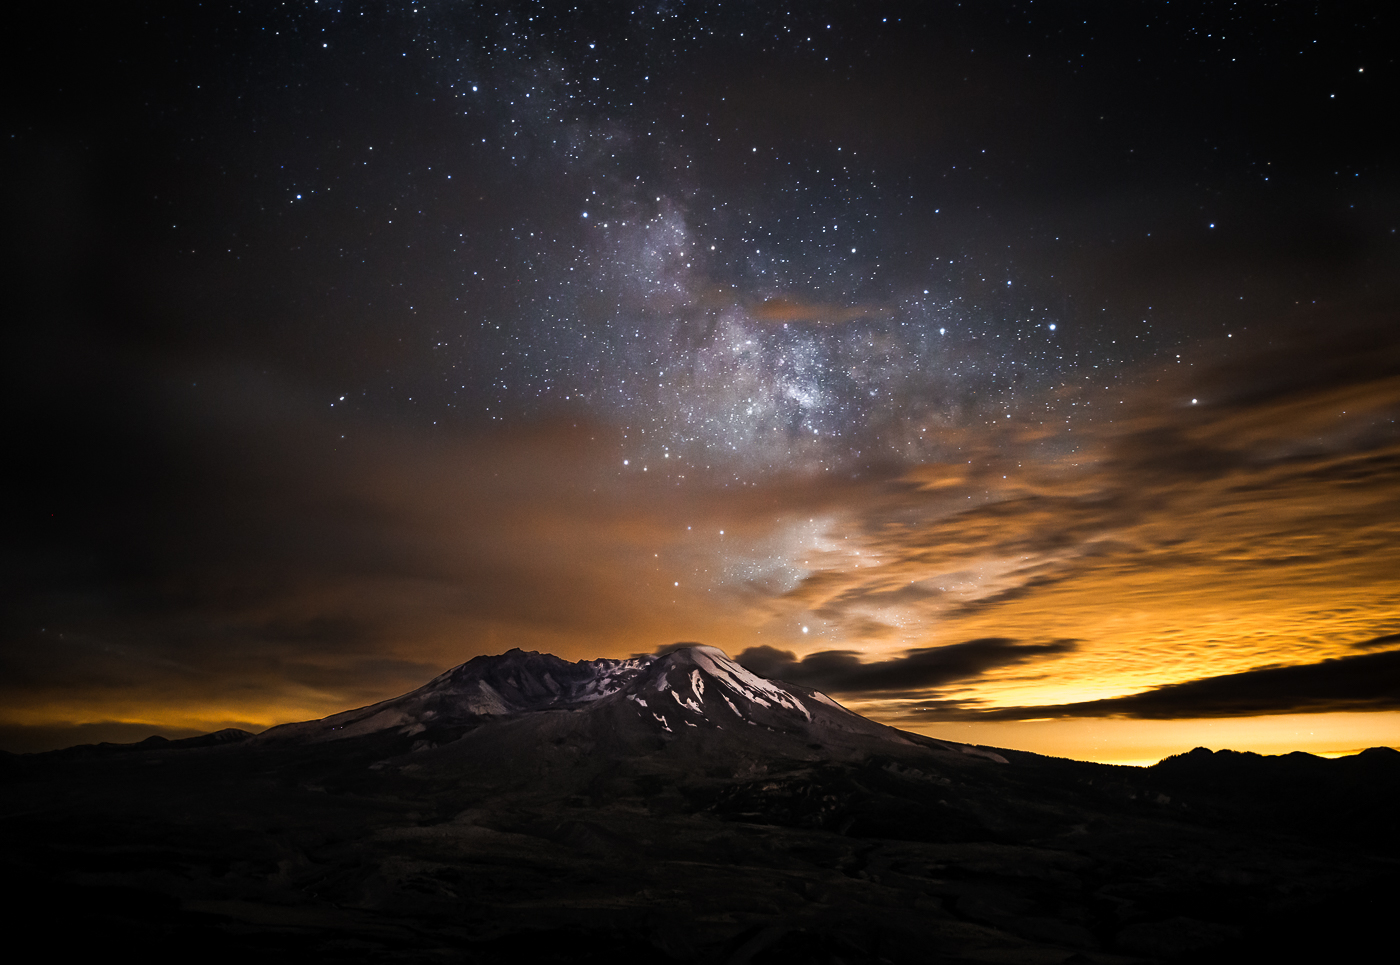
[251, 644, 1012, 765]
[11, 646, 1395, 770]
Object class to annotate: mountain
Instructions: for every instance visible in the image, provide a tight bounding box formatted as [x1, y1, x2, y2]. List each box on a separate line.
[255, 644, 1010, 767]
[256, 647, 655, 741]
[3, 645, 1396, 964]
[30, 727, 256, 761]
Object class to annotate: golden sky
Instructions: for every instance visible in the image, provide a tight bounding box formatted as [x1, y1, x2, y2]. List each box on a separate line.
[5, 323, 1397, 762]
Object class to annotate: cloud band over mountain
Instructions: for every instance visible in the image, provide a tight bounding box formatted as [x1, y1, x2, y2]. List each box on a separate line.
[736, 639, 1078, 696]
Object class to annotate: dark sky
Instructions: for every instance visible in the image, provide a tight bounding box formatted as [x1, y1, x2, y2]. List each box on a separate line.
[5, 1, 1398, 760]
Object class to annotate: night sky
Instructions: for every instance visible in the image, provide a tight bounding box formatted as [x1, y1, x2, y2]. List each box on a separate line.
[5, 1, 1398, 761]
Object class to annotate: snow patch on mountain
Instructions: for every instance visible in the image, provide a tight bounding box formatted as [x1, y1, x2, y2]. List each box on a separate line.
[690, 645, 811, 720]
[672, 690, 705, 716]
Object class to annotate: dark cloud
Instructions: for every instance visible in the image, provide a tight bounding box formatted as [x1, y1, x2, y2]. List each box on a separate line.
[811, 580, 946, 619]
[1354, 633, 1400, 651]
[646, 642, 709, 658]
[748, 297, 887, 327]
[736, 638, 1078, 696]
[950, 650, 1400, 721]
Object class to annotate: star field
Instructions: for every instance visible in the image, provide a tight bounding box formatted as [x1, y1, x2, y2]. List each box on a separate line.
[172, 3, 1385, 483]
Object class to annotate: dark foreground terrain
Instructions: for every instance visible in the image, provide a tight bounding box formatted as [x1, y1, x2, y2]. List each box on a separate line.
[2, 648, 1396, 964]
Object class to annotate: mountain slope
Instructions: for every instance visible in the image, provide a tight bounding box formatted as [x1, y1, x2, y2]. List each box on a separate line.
[256, 647, 651, 742]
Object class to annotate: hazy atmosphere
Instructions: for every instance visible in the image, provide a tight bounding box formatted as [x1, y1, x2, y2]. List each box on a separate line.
[5, 1, 1398, 762]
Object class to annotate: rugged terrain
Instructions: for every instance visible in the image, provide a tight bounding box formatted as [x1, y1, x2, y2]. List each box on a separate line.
[3, 646, 1396, 963]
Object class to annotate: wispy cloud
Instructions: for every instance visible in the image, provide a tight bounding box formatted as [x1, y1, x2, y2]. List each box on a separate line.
[6, 319, 1398, 750]
[748, 296, 888, 326]
[741, 319, 1400, 717]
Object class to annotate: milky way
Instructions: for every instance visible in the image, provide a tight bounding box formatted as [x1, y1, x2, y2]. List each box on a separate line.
[249, 3, 1239, 477]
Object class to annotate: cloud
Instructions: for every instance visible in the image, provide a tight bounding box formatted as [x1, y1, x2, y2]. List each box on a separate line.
[7, 309, 1399, 753]
[0, 363, 784, 740]
[750, 316, 1400, 719]
[942, 649, 1400, 721]
[748, 296, 887, 326]
[1354, 632, 1400, 650]
[645, 641, 709, 658]
[736, 637, 1078, 696]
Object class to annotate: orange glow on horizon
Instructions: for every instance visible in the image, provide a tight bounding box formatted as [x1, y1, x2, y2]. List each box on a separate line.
[6, 335, 1398, 760]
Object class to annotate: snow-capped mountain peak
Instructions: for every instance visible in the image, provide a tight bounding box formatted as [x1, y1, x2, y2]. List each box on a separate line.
[255, 644, 899, 751]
